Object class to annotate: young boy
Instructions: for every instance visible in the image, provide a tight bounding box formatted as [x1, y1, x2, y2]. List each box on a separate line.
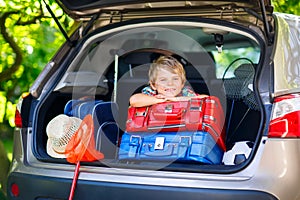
[129, 55, 207, 107]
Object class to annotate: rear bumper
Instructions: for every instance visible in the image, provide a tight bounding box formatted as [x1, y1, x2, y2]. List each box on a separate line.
[7, 172, 277, 200]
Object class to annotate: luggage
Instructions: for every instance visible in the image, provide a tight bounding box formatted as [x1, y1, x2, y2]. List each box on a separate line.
[118, 131, 224, 164]
[64, 98, 119, 158]
[126, 96, 226, 151]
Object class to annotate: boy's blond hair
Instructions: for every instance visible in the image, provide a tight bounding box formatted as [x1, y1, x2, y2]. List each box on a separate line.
[148, 56, 186, 85]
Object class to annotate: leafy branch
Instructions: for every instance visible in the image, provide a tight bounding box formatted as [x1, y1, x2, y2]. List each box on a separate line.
[0, 11, 23, 82]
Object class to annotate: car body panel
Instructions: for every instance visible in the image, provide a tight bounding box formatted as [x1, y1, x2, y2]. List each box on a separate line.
[8, 131, 300, 199]
[273, 13, 300, 97]
[8, 172, 278, 200]
[53, 0, 274, 44]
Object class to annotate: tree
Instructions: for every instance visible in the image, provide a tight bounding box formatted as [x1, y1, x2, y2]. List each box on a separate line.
[0, 0, 73, 194]
[0, 0, 72, 130]
[272, 0, 300, 15]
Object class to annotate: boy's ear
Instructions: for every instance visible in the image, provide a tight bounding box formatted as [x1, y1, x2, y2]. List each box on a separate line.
[150, 82, 156, 90]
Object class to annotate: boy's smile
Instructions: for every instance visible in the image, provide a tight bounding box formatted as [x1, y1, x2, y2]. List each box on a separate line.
[151, 68, 185, 97]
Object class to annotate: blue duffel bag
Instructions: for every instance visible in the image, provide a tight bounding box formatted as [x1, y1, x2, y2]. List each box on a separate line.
[64, 98, 119, 159]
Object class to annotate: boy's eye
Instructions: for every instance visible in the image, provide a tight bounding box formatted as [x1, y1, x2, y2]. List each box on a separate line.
[158, 78, 167, 82]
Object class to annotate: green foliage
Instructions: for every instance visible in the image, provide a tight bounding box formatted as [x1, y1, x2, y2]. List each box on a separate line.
[272, 0, 300, 15]
[0, 0, 73, 131]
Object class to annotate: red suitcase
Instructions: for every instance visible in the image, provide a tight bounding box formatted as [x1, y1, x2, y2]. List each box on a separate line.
[126, 96, 226, 150]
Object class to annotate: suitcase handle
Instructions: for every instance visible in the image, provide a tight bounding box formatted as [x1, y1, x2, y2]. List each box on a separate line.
[151, 103, 185, 121]
[152, 111, 184, 120]
[144, 144, 174, 156]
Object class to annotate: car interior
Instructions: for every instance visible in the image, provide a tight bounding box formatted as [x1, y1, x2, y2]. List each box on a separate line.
[34, 22, 262, 170]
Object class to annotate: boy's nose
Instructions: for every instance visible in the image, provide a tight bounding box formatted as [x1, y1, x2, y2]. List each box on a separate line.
[167, 79, 173, 85]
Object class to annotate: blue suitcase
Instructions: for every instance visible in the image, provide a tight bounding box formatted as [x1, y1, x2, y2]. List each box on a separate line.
[64, 98, 119, 158]
[119, 131, 223, 164]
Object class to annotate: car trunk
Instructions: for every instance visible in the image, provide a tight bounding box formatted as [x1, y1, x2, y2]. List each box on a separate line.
[30, 7, 268, 172]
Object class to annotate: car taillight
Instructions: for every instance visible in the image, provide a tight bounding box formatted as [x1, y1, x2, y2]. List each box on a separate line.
[14, 92, 30, 128]
[14, 109, 22, 128]
[268, 94, 300, 138]
[10, 183, 20, 197]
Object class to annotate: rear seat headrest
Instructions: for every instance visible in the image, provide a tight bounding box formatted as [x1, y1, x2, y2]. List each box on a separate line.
[234, 64, 255, 78]
[123, 52, 161, 65]
[184, 52, 216, 80]
[223, 63, 259, 110]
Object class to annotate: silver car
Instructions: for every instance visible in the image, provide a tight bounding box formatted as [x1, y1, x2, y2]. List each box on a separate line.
[7, 0, 300, 199]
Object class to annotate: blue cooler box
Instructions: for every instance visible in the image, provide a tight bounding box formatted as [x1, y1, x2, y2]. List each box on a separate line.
[119, 131, 224, 164]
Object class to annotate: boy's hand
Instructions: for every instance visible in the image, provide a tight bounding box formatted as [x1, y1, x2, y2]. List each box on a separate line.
[194, 94, 209, 98]
[163, 96, 187, 101]
[166, 95, 209, 102]
[155, 94, 167, 99]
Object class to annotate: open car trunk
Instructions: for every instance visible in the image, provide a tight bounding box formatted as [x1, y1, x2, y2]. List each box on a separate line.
[32, 13, 265, 172]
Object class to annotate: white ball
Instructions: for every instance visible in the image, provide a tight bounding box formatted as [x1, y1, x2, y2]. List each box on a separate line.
[222, 141, 253, 165]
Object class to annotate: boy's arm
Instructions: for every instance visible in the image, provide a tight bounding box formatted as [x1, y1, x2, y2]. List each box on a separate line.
[129, 93, 166, 107]
[166, 94, 209, 102]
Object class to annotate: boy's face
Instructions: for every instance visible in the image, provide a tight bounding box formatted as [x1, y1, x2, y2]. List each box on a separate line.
[151, 68, 185, 97]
